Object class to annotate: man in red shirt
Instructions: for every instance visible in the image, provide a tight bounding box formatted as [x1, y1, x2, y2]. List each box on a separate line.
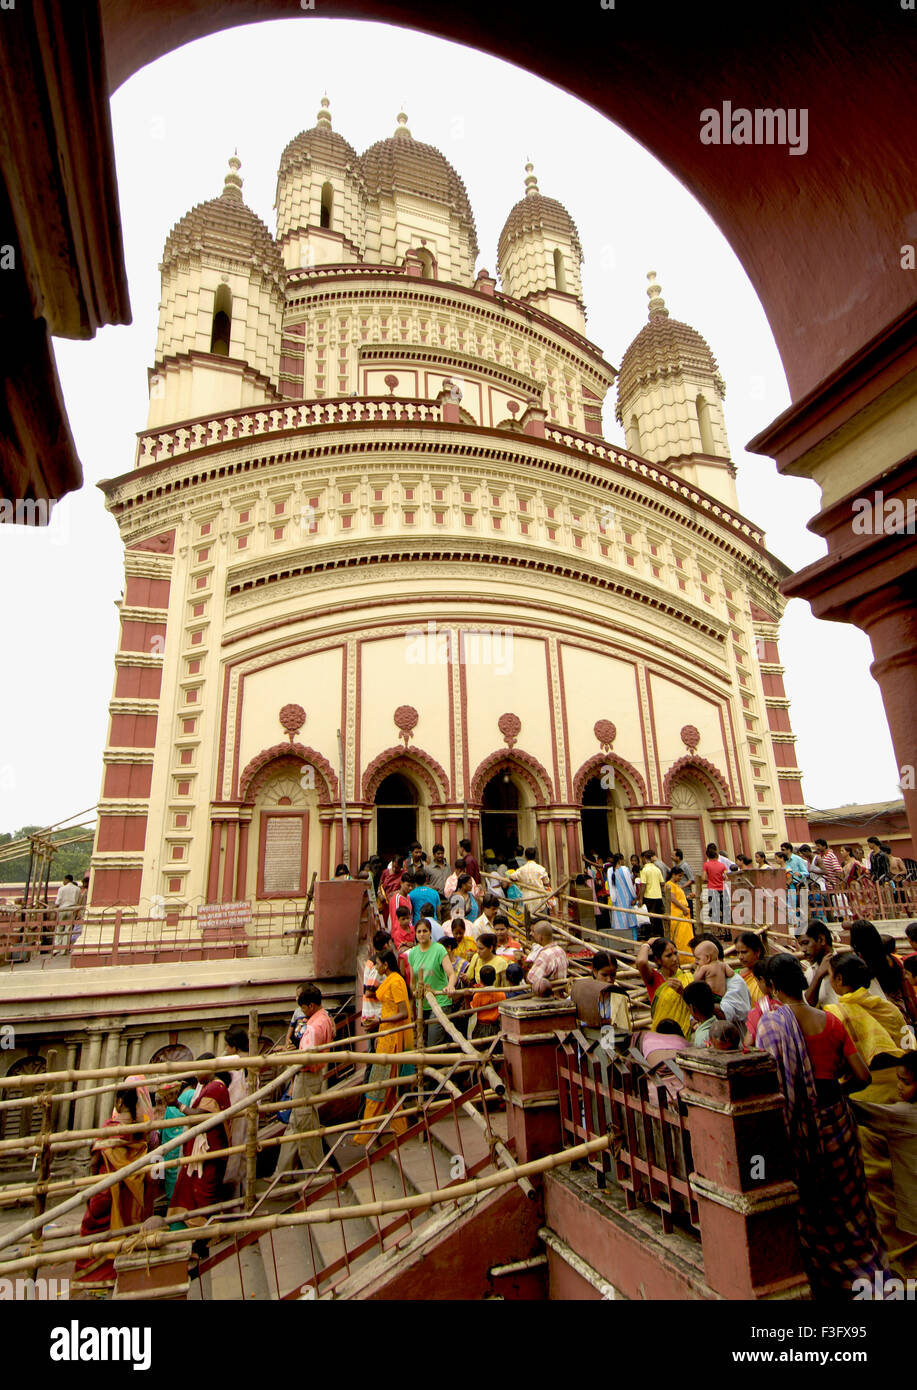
[274, 984, 334, 1180]
[459, 837, 480, 885]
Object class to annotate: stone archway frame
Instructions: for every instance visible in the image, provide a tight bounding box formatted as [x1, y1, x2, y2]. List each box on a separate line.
[662, 755, 733, 809]
[362, 746, 451, 806]
[239, 742, 339, 805]
[469, 749, 555, 808]
[572, 751, 648, 808]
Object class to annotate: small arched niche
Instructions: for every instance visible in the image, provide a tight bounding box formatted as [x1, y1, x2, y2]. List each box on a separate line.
[210, 283, 232, 356]
[553, 247, 567, 293]
[320, 181, 334, 230]
[696, 394, 715, 454]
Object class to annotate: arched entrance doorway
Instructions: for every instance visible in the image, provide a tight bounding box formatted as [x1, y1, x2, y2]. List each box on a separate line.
[479, 772, 537, 862]
[579, 775, 619, 861]
[373, 773, 418, 860]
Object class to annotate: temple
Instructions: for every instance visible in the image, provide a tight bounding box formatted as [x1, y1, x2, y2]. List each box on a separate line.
[88, 106, 803, 923]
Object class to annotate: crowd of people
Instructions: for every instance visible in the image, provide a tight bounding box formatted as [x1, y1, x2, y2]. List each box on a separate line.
[64, 829, 917, 1302]
[612, 913, 917, 1299]
[581, 836, 916, 939]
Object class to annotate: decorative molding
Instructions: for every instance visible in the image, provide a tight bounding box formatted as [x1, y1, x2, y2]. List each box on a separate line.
[663, 755, 733, 808]
[361, 745, 451, 804]
[498, 712, 522, 748]
[239, 742, 338, 805]
[469, 748, 555, 806]
[680, 724, 701, 751]
[278, 703, 306, 742]
[593, 719, 617, 752]
[572, 752, 648, 807]
[393, 704, 419, 746]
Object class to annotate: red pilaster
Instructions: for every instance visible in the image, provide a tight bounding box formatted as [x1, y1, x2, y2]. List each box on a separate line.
[221, 822, 237, 902]
[235, 819, 249, 899]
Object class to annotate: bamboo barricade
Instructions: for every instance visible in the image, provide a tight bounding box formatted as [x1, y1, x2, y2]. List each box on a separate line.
[244, 1008, 259, 1212]
[0, 1133, 614, 1278]
[0, 1059, 303, 1255]
[415, 1063, 533, 1199]
[0, 1047, 478, 1092]
[424, 988, 505, 1098]
[0, 1033, 497, 1140]
[28, 1049, 57, 1285]
[0, 1036, 493, 1249]
[0, 1092, 499, 1210]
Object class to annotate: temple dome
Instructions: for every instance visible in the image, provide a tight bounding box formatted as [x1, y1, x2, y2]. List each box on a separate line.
[278, 97, 361, 179]
[497, 186, 583, 273]
[616, 273, 724, 413]
[161, 156, 284, 282]
[357, 113, 478, 255]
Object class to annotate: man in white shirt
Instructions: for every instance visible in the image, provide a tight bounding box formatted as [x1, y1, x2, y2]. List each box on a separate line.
[53, 875, 81, 953]
[513, 846, 552, 918]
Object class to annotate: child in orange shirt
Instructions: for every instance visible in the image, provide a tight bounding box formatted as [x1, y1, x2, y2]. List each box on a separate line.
[471, 963, 505, 1039]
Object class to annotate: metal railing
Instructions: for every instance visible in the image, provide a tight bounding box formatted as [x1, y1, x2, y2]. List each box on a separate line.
[0, 903, 313, 969]
[556, 1032, 699, 1236]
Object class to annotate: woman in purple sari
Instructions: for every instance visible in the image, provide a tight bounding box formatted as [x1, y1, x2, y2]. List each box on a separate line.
[756, 953, 888, 1299]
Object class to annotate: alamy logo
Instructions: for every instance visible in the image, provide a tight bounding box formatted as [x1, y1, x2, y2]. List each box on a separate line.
[700, 102, 808, 156]
[50, 1320, 151, 1371]
[405, 621, 514, 675]
[0, 1276, 68, 1299]
[852, 1272, 917, 1300]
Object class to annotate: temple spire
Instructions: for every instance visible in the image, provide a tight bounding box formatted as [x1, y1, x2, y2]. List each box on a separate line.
[316, 94, 332, 129]
[524, 160, 539, 197]
[646, 269, 669, 318]
[394, 109, 411, 138]
[222, 153, 243, 200]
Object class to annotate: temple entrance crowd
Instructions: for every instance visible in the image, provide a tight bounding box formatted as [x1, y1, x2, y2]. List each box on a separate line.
[60, 831, 917, 1302]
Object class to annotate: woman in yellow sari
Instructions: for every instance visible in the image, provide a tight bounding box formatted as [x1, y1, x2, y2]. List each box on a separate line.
[354, 950, 413, 1144]
[664, 869, 694, 967]
[829, 952, 917, 1277]
[636, 938, 694, 1039]
[826, 952, 910, 1103]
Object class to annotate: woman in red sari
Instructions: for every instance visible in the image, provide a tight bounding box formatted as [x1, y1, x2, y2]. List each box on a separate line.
[73, 1086, 152, 1287]
[167, 1077, 232, 1227]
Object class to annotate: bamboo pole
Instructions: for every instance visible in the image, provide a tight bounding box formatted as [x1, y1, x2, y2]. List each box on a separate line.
[0, 1060, 303, 1255]
[422, 1064, 532, 1199]
[424, 989, 505, 1097]
[28, 1048, 56, 1284]
[244, 1008, 259, 1211]
[0, 1047, 477, 1091]
[0, 1133, 613, 1276]
[0, 1092, 499, 1215]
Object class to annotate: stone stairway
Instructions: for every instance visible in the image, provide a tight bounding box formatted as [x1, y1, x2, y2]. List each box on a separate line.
[191, 1105, 508, 1300]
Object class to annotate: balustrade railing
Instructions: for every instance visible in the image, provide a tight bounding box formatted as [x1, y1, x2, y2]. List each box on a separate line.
[556, 1032, 699, 1236]
[136, 396, 443, 466]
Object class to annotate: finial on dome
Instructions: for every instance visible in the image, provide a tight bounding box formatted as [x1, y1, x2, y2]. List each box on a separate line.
[394, 110, 411, 138]
[524, 160, 539, 196]
[316, 94, 332, 128]
[222, 153, 243, 200]
[647, 270, 668, 318]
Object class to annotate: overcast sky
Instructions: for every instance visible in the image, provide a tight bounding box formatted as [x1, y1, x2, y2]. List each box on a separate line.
[0, 16, 900, 832]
